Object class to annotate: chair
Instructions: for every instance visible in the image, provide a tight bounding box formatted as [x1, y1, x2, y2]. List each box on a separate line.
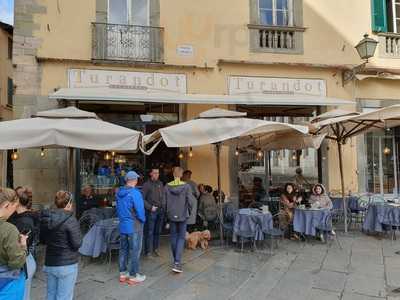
[351, 195, 370, 228]
[105, 227, 120, 270]
[79, 213, 100, 235]
[221, 202, 236, 244]
[263, 212, 284, 255]
[324, 213, 342, 250]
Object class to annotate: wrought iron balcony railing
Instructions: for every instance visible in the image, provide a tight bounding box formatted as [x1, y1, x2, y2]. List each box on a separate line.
[92, 22, 164, 63]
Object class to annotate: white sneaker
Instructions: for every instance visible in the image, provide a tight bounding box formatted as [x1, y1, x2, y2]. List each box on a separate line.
[128, 273, 146, 284]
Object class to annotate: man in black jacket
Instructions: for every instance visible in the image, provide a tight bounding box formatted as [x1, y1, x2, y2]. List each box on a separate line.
[40, 191, 82, 300]
[142, 168, 165, 257]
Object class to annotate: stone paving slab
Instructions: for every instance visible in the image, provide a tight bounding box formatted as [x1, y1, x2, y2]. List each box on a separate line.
[30, 231, 400, 300]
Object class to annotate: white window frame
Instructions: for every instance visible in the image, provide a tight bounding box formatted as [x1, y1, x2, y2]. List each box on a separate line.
[107, 0, 150, 26]
[392, 0, 400, 33]
[258, 0, 294, 26]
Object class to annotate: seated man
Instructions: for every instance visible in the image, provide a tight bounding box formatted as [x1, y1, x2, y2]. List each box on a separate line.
[198, 185, 218, 227]
[79, 185, 99, 214]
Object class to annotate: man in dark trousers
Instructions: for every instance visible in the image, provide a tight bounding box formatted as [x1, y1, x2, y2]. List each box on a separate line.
[142, 168, 165, 257]
[165, 167, 194, 273]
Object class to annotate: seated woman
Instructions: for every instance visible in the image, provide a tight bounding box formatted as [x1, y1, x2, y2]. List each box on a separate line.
[279, 183, 301, 240]
[309, 184, 334, 242]
[309, 184, 333, 209]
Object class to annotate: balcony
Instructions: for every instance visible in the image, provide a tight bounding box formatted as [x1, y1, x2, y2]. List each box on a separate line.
[92, 22, 164, 63]
[378, 33, 400, 58]
[248, 24, 305, 54]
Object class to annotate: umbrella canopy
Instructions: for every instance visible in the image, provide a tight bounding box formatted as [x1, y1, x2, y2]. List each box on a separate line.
[143, 108, 309, 148]
[0, 107, 141, 151]
[310, 105, 400, 232]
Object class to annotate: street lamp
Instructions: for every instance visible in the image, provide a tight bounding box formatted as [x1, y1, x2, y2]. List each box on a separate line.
[343, 33, 378, 85]
[355, 34, 379, 62]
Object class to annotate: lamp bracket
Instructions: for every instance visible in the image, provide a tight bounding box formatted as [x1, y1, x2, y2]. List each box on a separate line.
[342, 61, 367, 86]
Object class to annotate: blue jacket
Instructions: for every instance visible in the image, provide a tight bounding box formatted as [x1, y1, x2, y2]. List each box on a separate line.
[116, 186, 146, 234]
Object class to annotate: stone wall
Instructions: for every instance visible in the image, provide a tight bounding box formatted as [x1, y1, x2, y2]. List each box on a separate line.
[13, 0, 67, 204]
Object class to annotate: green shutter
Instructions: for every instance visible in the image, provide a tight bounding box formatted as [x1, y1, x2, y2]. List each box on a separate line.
[371, 0, 387, 32]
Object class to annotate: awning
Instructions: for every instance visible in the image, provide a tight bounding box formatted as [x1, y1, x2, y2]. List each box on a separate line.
[49, 87, 354, 106]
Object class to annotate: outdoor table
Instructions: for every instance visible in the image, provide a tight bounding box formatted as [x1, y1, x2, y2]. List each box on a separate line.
[80, 207, 116, 221]
[362, 203, 400, 233]
[331, 197, 360, 212]
[293, 208, 332, 236]
[79, 218, 119, 258]
[232, 208, 273, 242]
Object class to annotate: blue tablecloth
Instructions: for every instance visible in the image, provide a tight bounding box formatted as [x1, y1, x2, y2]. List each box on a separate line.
[362, 203, 400, 233]
[81, 207, 116, 220]
[293, 208, 332, 236]
[79, 218, 119, 258]
[331, 197, 360, 212]
[232, 208, 273, 242]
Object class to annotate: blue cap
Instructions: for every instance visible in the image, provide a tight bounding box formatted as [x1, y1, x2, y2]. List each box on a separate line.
[125, 171, 140, 181]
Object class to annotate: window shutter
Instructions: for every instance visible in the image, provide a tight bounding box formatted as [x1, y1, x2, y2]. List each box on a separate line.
[293, 0, 303, 27]
[7, 78, 13, 106]
[96, 0, 107, 23]
[149, 0, 160, 27]
[249, 0, 259, 24]
[371, 0, 388, 32]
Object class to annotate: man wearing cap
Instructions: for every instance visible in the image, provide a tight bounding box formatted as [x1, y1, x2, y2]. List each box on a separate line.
[116, 171, 146, 284]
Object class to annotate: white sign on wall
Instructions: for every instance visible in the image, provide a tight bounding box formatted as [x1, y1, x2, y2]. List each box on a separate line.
[176, 45, 194, 57]
[229, 76, 326, 97]
[68, 69, 187, 94]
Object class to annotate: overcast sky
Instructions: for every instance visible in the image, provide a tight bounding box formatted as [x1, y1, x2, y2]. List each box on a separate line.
[0, 0, 13, 25]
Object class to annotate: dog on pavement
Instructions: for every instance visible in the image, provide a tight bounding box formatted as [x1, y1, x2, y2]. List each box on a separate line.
[185, 230, 211, 250]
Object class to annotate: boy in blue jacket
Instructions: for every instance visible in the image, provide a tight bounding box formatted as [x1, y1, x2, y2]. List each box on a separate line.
[116, 171, 146, 284]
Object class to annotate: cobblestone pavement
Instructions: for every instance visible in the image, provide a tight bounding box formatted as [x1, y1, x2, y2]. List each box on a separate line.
[31, 231, 400, 300]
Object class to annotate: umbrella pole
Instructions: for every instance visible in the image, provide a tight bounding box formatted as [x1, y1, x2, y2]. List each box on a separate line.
[337, 142, 348, 233]
[216, 143, 224, 245]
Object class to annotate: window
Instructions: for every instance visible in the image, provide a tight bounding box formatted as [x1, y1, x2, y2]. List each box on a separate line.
[259, 0, 293, 26]
[372, 0, 400, 33]
[7, 37, 12, 59]
[108, 0, 149, 25]
[7, 78, 13, 106]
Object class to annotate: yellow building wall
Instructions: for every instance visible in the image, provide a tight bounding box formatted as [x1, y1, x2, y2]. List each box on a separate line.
[21, 0, 400, 196]
[33, 0, 400, 70]
[0, 28, 13, 117]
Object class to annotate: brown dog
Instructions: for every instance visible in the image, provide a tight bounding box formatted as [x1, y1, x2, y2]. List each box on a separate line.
[185, 230, 211, 250]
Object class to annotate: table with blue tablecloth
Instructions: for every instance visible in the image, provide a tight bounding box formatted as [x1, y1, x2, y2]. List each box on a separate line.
[362, 203, 400, 233]
[331, 197, 360, 212]
[232, 208, 273, 242]
[293, 208, 332, 236]
[79, 218, 119, 258]
[81, 207, 116, 221]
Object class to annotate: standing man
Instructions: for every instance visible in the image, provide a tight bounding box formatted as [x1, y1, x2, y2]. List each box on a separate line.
[116, 171, 146, 284]
[142, 168, 165, 258]
[165, 167, 194, 273]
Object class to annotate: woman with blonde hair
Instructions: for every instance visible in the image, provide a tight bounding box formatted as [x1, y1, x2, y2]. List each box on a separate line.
[40, 191, 81, 300]
[0, 188, 28, 300]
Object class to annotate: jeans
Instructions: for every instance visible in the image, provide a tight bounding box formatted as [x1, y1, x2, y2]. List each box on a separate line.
[170, 221, 187, 264]
[144, 209, 164, 254]
[43, 263, 78, 300]
[119, 229, 143, 276]
[24, 254, 36, 300]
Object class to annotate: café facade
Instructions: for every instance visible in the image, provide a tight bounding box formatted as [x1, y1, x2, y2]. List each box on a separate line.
[9, 0, 400, 206]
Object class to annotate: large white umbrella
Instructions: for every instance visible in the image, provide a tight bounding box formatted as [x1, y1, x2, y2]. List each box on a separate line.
[143, 108, 312, 243]
[0, 107, 141, 151]
[310, 105, 400, 232]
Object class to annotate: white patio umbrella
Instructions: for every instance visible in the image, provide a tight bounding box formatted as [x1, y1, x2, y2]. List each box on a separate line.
[0, 106, 142, 193]
[0, 106, 141, 151]
[310, 105, 400, 232]
[142, 108, 312, 243]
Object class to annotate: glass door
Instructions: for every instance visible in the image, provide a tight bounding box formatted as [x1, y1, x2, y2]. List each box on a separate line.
[366, 131, 398, 195]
